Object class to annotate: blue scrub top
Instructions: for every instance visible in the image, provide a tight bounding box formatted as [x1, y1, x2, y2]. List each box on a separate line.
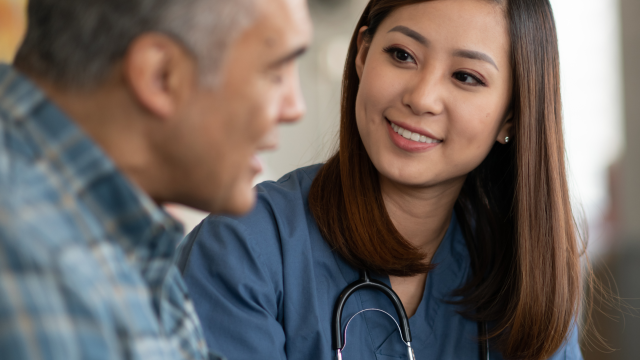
[177, 164, 583, 360]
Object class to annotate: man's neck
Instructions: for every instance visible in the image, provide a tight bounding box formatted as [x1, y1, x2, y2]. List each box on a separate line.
[29, 74, 167, 203]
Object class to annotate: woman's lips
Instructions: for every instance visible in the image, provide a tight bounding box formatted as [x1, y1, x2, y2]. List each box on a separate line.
[386, 119, 442, 152]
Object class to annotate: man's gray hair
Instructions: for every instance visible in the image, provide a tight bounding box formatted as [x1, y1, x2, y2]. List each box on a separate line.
[14, 0, 255, 89]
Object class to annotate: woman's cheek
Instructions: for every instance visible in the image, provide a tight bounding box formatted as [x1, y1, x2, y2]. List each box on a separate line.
[449, 111, 499, 161]
[363, 59, 403, 103]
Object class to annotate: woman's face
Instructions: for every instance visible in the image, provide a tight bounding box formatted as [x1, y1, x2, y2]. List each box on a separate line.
[355, 0, 512, 188]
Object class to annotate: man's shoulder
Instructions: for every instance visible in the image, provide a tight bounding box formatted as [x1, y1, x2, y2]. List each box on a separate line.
[254, 163, 323, 205]
[0, 126, 111, 274]
[0, 131, 84, 247]
[0, 174, 94, 274]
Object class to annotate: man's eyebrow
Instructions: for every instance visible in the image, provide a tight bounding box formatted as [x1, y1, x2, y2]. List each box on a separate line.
[268, 46, 308, 68]
[387, 25, 429, 46]
[453, 49, 499, 70]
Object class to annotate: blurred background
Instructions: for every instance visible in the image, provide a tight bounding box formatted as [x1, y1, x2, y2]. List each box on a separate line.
[1, 0, 638, 358]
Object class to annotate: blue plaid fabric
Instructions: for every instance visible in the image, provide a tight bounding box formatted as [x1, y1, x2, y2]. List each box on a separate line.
[0, 64, 223, 360]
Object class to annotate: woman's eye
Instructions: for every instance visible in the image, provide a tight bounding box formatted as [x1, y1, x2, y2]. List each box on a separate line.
[453, 71, 486, 86]
[394, 50, 413, 62]
[384, 47, 415, 64]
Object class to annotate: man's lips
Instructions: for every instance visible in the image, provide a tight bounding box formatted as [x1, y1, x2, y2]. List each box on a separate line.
[257, 129, 279, 152]
[252, 140, 277, 176]
[257, 143, 278, 152]
[250, 154, 263, 174]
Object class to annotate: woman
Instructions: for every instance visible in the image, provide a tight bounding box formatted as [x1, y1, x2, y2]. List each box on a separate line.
[177, 0, 584, 359]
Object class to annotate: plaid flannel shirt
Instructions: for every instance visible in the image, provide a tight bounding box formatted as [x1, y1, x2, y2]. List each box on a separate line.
[0, 64, 223, 360]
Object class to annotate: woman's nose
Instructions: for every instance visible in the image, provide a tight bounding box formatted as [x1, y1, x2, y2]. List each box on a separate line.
[401, 69, 445, 116]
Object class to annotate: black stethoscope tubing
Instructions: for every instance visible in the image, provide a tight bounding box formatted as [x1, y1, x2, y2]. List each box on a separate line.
[332, 270, 489, 360]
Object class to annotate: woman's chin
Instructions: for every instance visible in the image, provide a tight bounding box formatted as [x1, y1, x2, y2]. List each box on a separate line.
[375, 163, 433, 187]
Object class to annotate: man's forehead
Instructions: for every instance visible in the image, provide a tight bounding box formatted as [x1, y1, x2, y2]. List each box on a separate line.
[252, 0, 312, 49]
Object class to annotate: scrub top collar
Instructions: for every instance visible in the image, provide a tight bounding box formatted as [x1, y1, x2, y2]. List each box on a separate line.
[329, 211, 471, 351]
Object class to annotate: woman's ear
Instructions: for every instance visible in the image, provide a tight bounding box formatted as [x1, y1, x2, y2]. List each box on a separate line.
[496, 110, 513, 144]
[355, 26, 370, 80]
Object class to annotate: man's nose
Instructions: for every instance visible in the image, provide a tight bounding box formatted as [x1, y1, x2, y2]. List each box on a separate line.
[279, 67, 306, 124]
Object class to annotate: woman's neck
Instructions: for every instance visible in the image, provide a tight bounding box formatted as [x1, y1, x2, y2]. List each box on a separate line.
[380, 174, 466, 262]
[382, 174, 466, 317]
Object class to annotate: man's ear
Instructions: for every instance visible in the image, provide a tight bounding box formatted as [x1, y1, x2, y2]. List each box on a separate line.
[496, 109, 513, 144]
[123, 33, 195, 120]
[355, 26, 371, 80]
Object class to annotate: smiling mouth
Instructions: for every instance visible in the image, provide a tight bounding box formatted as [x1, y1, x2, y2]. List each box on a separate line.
[388, 121, 442, 144]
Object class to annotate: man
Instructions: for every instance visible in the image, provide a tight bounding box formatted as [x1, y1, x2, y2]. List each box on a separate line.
[0, 0, 311, 359]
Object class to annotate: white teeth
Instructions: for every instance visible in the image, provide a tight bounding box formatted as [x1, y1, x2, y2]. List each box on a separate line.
[391, 122, 440, 144]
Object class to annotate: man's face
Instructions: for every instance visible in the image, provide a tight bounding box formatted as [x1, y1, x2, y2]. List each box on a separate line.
[170, 0, 312, 214]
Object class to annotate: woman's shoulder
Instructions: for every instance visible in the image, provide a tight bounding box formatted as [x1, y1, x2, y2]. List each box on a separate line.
[176, 164, 325, 274]
[255, 163, 323, 199]
[248, 163, 323, 224]
[209, 163, 322, 230]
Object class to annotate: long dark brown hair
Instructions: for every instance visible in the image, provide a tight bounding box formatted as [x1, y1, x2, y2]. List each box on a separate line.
[308, 0, 582, 359]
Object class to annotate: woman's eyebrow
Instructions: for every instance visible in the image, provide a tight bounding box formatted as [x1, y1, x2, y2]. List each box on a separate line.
[453, 49, 499, 70]
[388, 25, 499, 71]
[387, 25, 429, 46]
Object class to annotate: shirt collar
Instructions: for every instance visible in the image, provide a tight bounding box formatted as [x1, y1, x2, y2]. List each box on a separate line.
[332, 211, 469, 289]
[329, 212, 470, 348]
[0, 64, 46, 122]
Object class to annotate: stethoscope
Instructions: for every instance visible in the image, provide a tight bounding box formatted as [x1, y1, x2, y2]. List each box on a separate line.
[332, 270, 490, 360]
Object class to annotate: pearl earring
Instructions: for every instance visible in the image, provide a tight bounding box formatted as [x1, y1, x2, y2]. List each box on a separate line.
[505, 136, 510, 143]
